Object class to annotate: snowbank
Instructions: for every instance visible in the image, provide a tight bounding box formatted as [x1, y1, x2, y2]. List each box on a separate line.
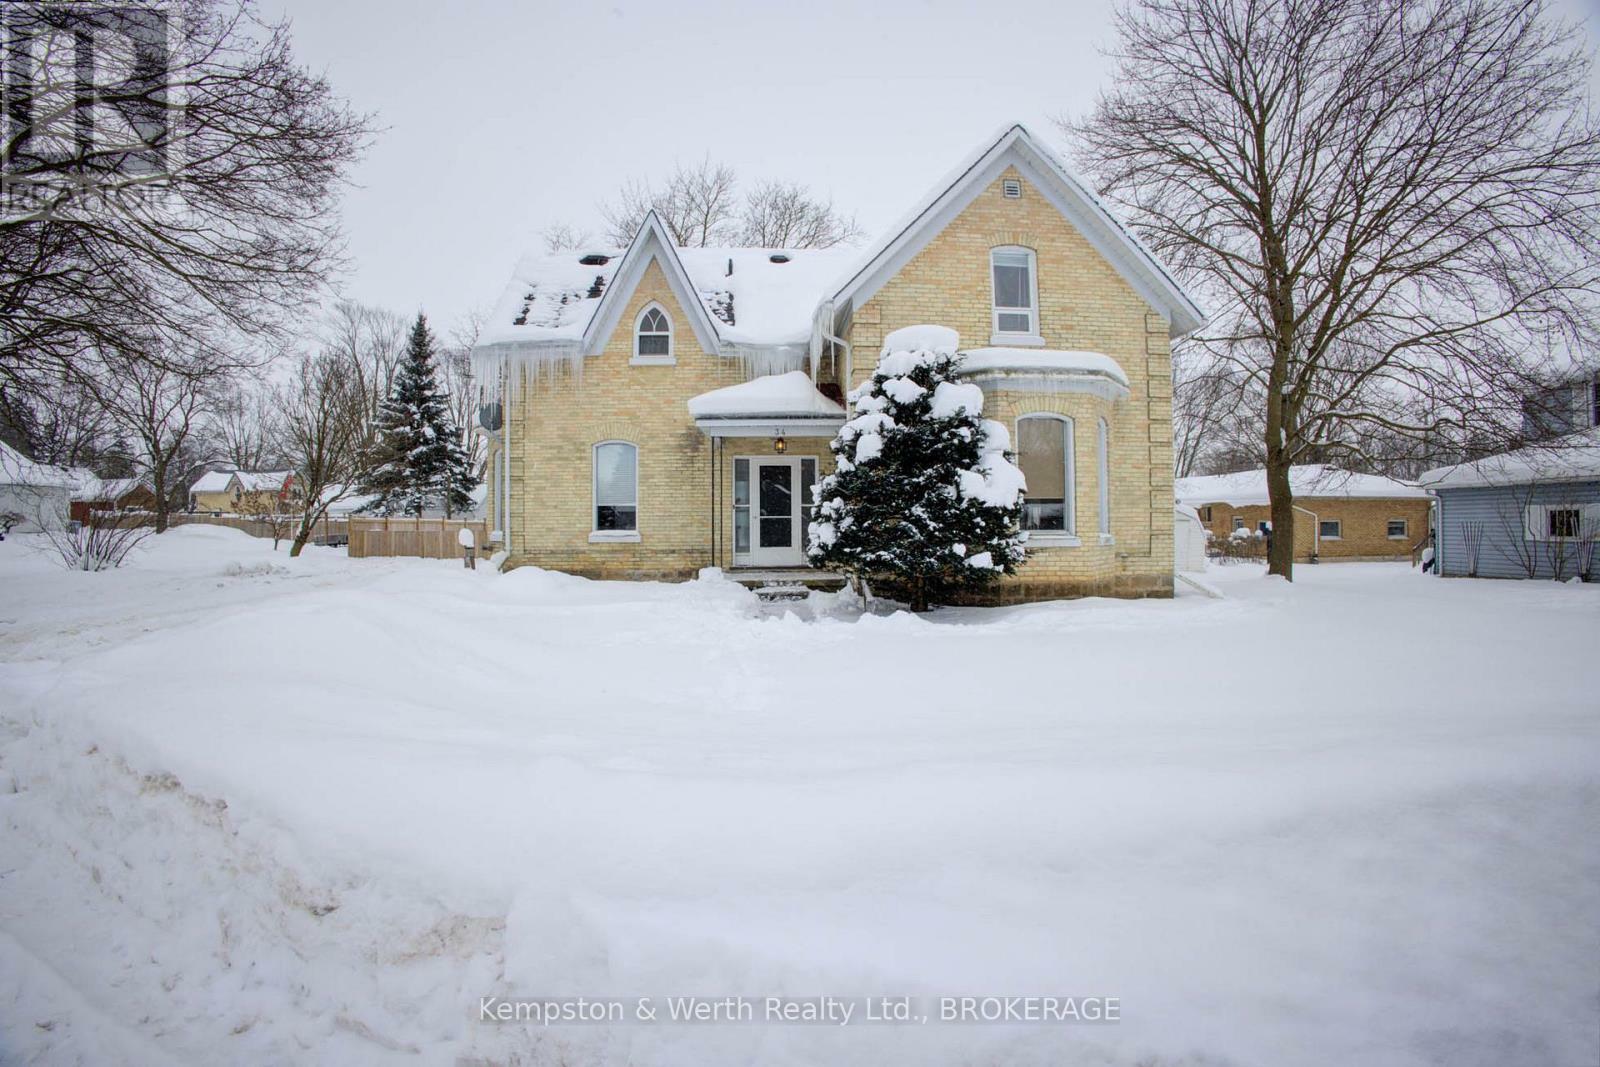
[1, 530, 1596, 1066]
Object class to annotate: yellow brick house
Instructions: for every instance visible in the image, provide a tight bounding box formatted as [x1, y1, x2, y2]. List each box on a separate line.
[471, 125, 1205, 601]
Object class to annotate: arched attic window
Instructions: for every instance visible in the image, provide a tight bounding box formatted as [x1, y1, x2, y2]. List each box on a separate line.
[633, 304, 674, 364]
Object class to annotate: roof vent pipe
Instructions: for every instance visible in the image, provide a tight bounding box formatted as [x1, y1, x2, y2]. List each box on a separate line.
[726, 258, 733, 277]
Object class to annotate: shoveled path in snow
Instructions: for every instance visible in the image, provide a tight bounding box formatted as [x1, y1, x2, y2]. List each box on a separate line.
[0, 528, 1596, 1067]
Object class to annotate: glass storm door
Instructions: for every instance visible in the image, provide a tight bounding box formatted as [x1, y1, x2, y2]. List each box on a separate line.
[750, 459, 803, 566]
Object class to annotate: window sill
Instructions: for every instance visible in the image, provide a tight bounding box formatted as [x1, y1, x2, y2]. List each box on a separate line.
[1098, 533, 1115, 546]
[1025, 533, 1082, 548]
[990, 332, 1046, 347]
[630, 356, 675, 366]
[589, 530, 641, 543]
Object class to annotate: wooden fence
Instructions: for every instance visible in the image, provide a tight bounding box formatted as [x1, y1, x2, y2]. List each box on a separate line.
[347, 516, 488, 559]
[166, 512, 348, 545]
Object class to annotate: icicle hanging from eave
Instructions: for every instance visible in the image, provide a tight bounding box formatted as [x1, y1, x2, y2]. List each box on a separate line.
[722, 344, 808, 382]
[471, 341, 587, 401]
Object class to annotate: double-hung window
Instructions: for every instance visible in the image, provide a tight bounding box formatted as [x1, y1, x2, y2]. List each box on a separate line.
[990, 247, 1038, 340]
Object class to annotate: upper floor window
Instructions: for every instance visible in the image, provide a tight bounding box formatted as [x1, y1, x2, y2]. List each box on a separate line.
[990, 247, 1038, 339]
[593, 442, 638, 534]
[633, 304, 673, 363]
[1017, 414, 1073, 535]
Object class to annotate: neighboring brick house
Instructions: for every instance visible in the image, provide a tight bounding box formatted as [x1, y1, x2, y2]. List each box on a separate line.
[1176, 466, 1432, 561]
[469, 125, 1206, 602]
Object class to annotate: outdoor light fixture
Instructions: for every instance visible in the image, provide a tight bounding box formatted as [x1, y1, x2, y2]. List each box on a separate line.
[773, 433, 787, 454]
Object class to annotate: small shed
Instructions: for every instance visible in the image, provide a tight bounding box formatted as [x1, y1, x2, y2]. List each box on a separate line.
[1174, 504, 1207, 573]
[1419, 428, 1600, 580]
[0, 441, 74, 532]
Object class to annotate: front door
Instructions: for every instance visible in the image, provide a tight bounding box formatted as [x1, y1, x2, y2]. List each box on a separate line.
[751, 459, 802, 566]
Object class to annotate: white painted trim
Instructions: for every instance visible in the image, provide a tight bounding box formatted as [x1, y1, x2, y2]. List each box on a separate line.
[592, 440, 639, 538]
[828, 125, 1206, 338]
[583, 212, 722, 358]
[990, 245, 1038, 339]
[589, 530, 641, 543]
[1028, 534, 1083, 548]
[694, 417, 845, 438]
[631, 302, 675, 365]
[748, 456, 808, 567]
[1097, 417, 1111, 537]
[1017, 412, 1076, 537]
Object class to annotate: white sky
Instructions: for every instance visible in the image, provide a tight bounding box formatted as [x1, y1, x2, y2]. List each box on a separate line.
[262, 0, 1600, 342]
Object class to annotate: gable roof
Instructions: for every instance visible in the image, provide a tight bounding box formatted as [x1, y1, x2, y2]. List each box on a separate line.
[0, 441, 76, 489]
[472, 124, 1205, 377]
[190, 470, 235, 494]
[475, 221, 857, 360]
[1176, 465, 1428, 507]
[824, 124, 1206, 339]
[234, 470, 293, 492]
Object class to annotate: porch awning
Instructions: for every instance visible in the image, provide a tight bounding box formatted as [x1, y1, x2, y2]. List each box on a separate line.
[688, 371, 846, 438]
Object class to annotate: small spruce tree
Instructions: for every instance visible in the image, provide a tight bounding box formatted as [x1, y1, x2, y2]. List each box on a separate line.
[807, 326, 1026, 611]
[360, 313, 478, 517]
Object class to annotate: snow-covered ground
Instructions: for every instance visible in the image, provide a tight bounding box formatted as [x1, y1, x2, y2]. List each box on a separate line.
[1, 527, 1595, 1067]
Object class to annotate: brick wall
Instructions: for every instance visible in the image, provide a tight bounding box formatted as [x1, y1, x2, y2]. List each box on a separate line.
[844, 167, 1174, 600]
[498, 167, 1182, 601]
[1194, 496, 1431, 560]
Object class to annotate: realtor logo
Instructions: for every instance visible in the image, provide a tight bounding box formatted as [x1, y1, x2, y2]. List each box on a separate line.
[1, 1, 175, 215]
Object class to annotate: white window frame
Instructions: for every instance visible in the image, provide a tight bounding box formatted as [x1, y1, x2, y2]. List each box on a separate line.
[1386, 518, 1409, 540]
[1017, 413, 1077, 544]
[1319, 518, 1342, 540]
[631, 303, 674, 365]
[990, 246, 1042, 346]
[1524, 502, 1597, 541]
[590, 440, 640, 542]
[1096, 417, 1112, 542]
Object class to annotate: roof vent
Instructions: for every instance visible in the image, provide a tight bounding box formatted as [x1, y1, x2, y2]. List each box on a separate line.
[769, 253, 791, 264]
[1002, 178, 1022, 199]
[578, 253, 610, 266]
[726, 257, 734, 277]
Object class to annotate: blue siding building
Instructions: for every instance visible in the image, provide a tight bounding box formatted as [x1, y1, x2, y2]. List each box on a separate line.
[1421, 430, 1600, 580]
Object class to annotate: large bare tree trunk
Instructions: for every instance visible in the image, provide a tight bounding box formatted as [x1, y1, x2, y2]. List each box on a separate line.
[1265, 457, 1295, 578]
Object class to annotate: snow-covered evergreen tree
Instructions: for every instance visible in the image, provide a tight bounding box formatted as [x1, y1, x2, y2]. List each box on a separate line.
[807, 325, 1026, 611]
[359, 313, 478, 517]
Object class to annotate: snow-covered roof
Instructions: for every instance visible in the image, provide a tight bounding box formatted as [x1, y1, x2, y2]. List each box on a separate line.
[687, 371, 845, 420]
[1419, 428, 1600, 490]
[0, 441, 76, 489]
[474, 125, 1205, 380]
[1176, 465, 1429, 507]
[958, 347, 1129, 388]
[190, 470, 234, 494]
[478, 235, 857, 353]
[234, 470, 292, 492]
